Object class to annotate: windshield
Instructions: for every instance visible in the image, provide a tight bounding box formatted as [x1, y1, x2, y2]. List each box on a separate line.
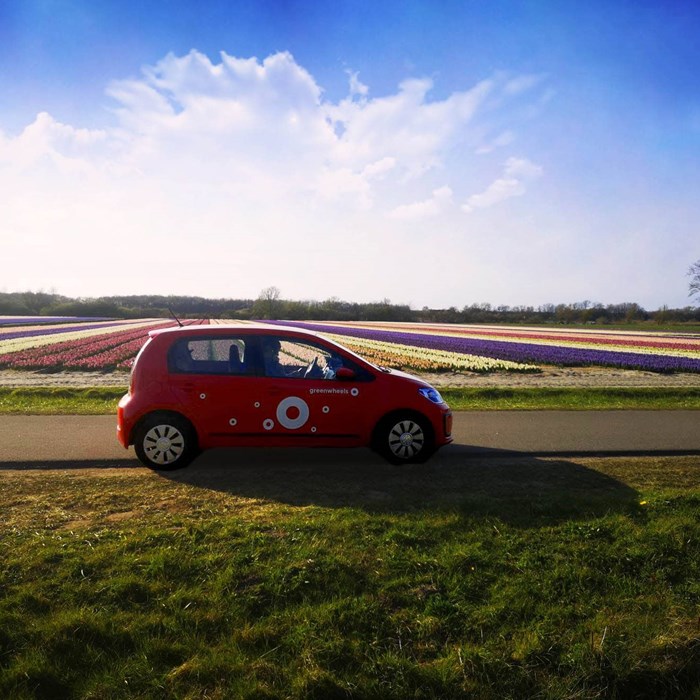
[322, 335, 382, 372]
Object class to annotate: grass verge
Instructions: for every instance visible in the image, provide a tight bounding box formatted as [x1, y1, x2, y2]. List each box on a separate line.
[1, 386, 700, 414]
[442, 386, 700, 410]
[0, 387, 127, 414]
[0, 455, 698, 699]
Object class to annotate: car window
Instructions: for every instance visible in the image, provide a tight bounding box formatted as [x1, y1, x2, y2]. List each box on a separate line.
[260, 336, 367, 380]
[168, 337, 249, 375]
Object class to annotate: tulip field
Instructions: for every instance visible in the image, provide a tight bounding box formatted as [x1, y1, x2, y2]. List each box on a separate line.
[0, 316, 699, 374]
[0, 318, 208, 371]
[264, 320, 700, 374]
[326, 332, 540, 373]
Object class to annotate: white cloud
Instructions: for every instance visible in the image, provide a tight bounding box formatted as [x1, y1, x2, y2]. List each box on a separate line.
[1, 51, 546, 203]
[504, 157, 544, 180]
[462, 157, 543, 213]
[503, 74, 546, 96]
[389, 186, 453, 220]
[362, 156, 396, 178]
[0, 50, 549, 301]
[476, 130, 515, 154]
[0, 112, 106, 173]
[347, 70, 369, 98]
[326, 76, 496, 178]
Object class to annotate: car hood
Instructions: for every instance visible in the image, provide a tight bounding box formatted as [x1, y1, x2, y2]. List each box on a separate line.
[382, 367, 435, 389]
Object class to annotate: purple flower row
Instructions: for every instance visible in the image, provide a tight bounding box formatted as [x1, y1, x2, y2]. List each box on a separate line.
[266, 321, 700, 374]
[0, 316, 114, 327]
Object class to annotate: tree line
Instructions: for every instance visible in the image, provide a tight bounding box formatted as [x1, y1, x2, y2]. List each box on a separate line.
[1, 290, 699, 325]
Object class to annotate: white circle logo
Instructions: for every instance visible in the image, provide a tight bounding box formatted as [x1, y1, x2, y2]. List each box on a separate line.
[276, 396, 310, 430]
[322, 406, 330, 414]
[229, 418, 237, 427]
[351, 388, 359, 397]
[263, 419, 274, 430]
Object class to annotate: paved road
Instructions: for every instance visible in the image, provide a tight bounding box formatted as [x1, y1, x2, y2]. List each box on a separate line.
[0, 411, 698, 467]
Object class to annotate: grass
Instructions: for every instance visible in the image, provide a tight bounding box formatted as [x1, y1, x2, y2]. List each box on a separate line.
[0, 387, 127, 414]
[0, 454, 699, 699]
[1, 385, 700, 414]
[442, 387, 700, 411]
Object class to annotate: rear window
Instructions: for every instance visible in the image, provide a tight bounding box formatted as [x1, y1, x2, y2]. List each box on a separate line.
[168, 337, 249, 375]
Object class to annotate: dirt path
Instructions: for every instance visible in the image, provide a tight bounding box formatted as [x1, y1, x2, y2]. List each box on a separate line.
[2, 366, 700, 388]
[0, 370, 131, 387]
[419, 366, 700, 388]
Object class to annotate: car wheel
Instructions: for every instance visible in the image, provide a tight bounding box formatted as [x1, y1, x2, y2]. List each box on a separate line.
[133, 413, 198, 470]
[374, 413, 435, 465]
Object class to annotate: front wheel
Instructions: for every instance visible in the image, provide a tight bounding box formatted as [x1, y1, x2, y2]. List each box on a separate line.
[373, 413, 435, 465]
[133, 413, 199, 470]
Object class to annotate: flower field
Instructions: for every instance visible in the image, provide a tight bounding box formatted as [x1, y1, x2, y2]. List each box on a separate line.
[1, 316, 699, 374]
[323, 333, 540, 373]
[266, 321, 700, 374]
[0, 319, 162, 354]
[0, 319, 208, 372]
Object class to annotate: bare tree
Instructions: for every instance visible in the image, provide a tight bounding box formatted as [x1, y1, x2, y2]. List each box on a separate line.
[256, 286, 281, 319]
[689, 260, 700, 301]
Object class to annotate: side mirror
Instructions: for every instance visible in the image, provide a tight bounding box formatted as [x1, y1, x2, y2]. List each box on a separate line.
[335, 367, 356, 380]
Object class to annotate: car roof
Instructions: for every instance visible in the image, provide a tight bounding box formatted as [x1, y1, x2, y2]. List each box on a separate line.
[148, 323, 322, 340]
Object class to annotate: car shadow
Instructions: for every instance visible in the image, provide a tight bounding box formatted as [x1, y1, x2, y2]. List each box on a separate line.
[160, 443, 641, 525]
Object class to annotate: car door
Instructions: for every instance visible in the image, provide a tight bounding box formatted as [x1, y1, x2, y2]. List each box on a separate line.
[255, 334, 374, 446]
[167, 334, 262, 446]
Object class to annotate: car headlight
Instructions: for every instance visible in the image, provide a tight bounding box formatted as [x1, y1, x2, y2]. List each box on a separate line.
[418, 387, 444, 404]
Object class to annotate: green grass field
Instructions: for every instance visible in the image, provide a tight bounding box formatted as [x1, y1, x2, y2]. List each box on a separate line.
[1, 455, 699, 699]
[0, 387, 128, 414]
[2, 386, 700, 414]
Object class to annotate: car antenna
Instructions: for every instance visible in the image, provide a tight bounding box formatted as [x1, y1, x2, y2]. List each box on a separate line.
[168, 306, 184, 327]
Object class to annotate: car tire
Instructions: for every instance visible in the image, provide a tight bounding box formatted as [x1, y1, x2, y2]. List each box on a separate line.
[373, 412, 435, 465]
[133, 412, 199, 470]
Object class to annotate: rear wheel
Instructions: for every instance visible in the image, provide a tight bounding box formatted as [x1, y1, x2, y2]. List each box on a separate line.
[374, 413, 435, 465]
[133, 413, 198, 470]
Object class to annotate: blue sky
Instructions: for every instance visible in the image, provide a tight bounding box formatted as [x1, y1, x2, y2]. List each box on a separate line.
[1, 0, 699, 309]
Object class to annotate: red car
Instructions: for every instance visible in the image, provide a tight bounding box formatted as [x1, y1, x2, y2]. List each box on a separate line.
[117, 324, 453, 469]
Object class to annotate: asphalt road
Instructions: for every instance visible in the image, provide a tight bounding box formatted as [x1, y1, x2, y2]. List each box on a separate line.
[0, 411, 698, 468]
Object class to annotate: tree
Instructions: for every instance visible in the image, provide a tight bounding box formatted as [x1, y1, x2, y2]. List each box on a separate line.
[254, 286, 281, 319]
[689, 259, 700, 301]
